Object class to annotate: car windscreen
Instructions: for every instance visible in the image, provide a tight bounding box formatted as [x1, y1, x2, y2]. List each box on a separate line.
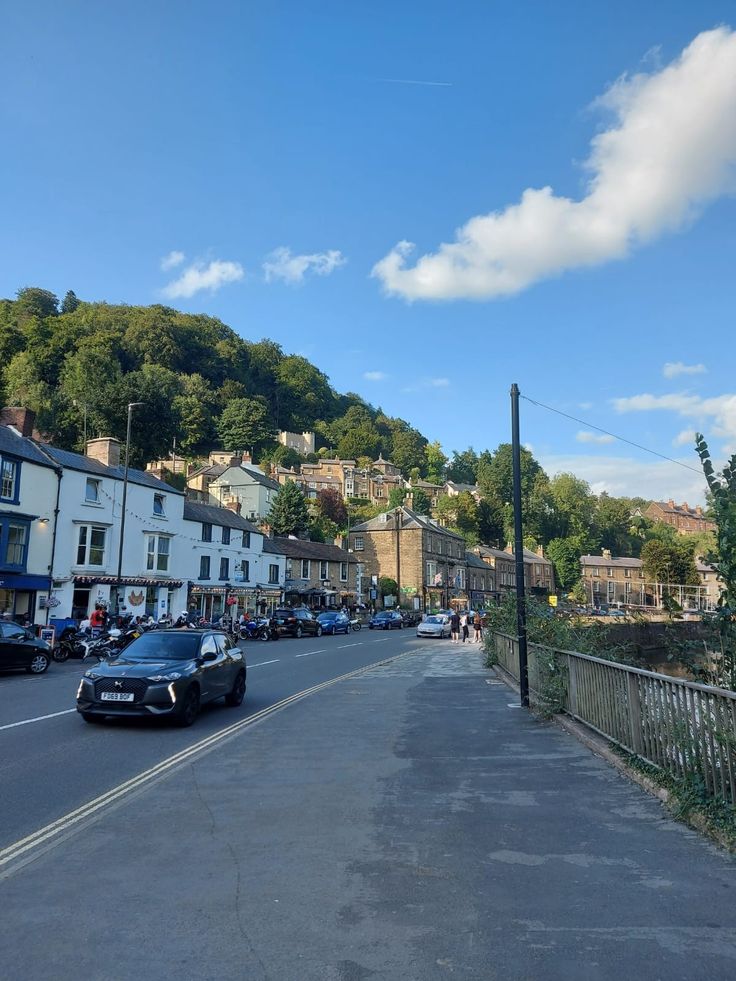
[374, 613, 390, 619]
[317, 613, 337, 619]
[123, 631, 202, 660]
[425, 616, 444, 624]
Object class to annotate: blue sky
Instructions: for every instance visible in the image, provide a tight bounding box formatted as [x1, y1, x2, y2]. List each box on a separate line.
[2, 1, 736, 503]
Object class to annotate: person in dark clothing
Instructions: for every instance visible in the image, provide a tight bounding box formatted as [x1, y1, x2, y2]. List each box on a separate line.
[449, 610, 460, 643]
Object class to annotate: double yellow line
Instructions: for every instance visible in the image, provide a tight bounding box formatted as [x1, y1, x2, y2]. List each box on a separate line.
[0, 651, 407, 879]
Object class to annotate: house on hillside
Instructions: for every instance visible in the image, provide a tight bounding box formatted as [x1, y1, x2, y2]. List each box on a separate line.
[580, 549, 719, 610]
[208, 461, 281, 522]
[645, 499, 716, 535]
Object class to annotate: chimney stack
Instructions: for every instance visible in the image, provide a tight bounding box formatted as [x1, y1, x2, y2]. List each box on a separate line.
[602, 548, 612, 560]
[86, 437, 121, 468]
[0, 406, 36, 438]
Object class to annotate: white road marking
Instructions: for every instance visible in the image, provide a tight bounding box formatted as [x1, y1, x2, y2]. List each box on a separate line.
[0, 648, 413, 878]
[0, 709, 77, 732]
[337, 643, 360, 649]
[249, 659, 280, 668]
[295, 649, 327, 658]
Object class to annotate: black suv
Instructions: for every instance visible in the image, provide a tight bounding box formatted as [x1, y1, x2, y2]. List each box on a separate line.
[272, 608, 323, 638]
[0, 621, 51, 674]
[76, 629, 246, 727]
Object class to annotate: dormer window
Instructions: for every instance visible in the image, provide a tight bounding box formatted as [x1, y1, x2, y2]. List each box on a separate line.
[153, 493, 166, 516]
[85, 478, 100, 504]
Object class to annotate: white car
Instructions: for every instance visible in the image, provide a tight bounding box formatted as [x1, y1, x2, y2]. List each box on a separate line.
[416, 614, 451, 639]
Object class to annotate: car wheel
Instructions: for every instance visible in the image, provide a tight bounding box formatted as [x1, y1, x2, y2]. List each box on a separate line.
[368, 625, 373, 629]
[27, 653, 50, 674]
[316, 626, 322, 637]
[81, 711, 105, 724]
[225, 670, 246, 707]
[346, 624, 351, 634]
[295, 625, 303, 639]
[398, 621, 403, 629]
[176, 685, 200, 727]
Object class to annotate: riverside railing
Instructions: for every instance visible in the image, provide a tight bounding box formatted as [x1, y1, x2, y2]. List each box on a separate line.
[492, 631, 736, 805]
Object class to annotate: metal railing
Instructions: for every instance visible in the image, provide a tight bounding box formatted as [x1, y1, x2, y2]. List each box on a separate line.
[492, 632, 736, 804]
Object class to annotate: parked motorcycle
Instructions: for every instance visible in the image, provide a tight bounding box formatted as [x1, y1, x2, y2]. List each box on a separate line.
[238, 617, 277, 642]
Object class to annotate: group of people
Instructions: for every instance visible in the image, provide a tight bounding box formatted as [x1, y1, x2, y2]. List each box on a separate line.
[448, 609, 483, 644]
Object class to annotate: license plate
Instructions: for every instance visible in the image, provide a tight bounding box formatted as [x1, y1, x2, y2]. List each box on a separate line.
[100, 691, 135, 702]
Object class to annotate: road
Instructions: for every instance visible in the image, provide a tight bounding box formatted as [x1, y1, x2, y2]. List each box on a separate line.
[0, 624, 415, 852]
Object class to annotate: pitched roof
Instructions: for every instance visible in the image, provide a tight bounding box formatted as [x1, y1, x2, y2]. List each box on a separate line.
[41, 445, 182, 492]
[580, 554, 642, 568]
[262, 537, 286, 555]
[649, 500, 711, 519]
[0, 426, 58, 468]
[215, 463, 280, 491]
[273, 537, 357, 563]
[183, 501, 262, 532]
[465, 551, 490, 570]
[446, 481, 479, 494]
[351, 506, 465, 539]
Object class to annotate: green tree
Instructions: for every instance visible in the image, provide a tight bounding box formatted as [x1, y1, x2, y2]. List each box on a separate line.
[269, 445, 304, 470]
[546, 537, 586, 592]
[217, 397, 275, 453]
[15, 287, 59, 321]
[641, 539, 699, 589]
[61, 290, 80, 314]
[548, 473, 595, 541]
[446, 447, 479, 484]
[315, 487, 348, 526]
[336, 425, 381, 461]
[389, 424, 427, 474]
[411, 488, 431, 515]
[378, 577, 398, 598]
[388, 486, 406, 509]
[424, 440, 447, 483]
[477, 496, 505, 546]
[269, 480, 311, 537]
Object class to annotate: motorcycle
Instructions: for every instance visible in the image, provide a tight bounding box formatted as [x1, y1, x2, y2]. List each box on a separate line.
[349, 617, 362, 632]
[238, 617, 277, 642]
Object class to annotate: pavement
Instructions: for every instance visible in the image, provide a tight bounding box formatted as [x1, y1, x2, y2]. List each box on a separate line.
[2, 643, 736, 980]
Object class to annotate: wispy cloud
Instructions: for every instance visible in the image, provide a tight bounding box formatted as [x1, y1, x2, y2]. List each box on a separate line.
[673, 428, 697, 447]
[576, 430, 615, 445]
[263, 247, 346, 285]
[402, 377, 451, 394]
[160, 250, 185, 271]
[373, 27, 736, 300]
[363, 371, 387, 382]
[430, 377, 450, 387]
[663, 361, 707, 379]
[162, 259, 244, 299]
[378, 77, 452, 87]
[613, 391, 736, 442]
[539, 452, 707, 503]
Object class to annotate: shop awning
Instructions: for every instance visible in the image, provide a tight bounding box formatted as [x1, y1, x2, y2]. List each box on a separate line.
[0, 573, 51, 591]
[73, 576, 184, 588]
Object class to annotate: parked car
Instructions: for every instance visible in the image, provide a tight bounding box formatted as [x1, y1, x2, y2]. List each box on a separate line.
[76, 628, 246, 727]
[272, 608, 323, 638]
[416, 614, 450, 639]
[368, 611, 403, 630]
[0, 621, 51, 674]
[316, 611, 351, 635]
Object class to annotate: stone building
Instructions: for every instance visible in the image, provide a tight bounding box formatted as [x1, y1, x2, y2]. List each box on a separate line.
[278, 430, 315, 455]
[644, 500, 716, 535]
[580, 549, 719, 610]
[349, 506, 467, 611]
[274, 537, 358, 609]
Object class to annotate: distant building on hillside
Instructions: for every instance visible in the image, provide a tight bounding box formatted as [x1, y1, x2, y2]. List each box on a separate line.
[645, 499, 716, 535]
[278, 431, 315, 456]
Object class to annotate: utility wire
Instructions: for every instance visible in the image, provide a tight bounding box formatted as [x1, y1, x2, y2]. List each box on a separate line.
[520, 394, 704, 477]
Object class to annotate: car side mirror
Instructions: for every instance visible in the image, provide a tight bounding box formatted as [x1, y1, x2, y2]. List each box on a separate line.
[201, 650, 218, 662]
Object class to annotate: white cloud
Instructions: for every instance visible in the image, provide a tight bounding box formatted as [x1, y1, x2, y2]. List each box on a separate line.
[663, 361, 707, 378]
[673, 428, 697, 447]
[363, 371, 387, 381]
[160, 250, 185, 271]
[578, 402, 593, 411]
[401, 377, 452, 394]
[263, 247, 346, 284]
[576, 430, 615, 445]
[162, 259, 244, 299]
[613, 391, 736, 442]
[539, 453, 707, 504]
[373, 27, 736, 301]
[430, 377, 450, 387]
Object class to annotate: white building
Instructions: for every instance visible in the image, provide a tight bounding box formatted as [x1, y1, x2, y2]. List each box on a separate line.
[0, 411, 59, 623]
[208, 462, 281, 522]
[278, 430, 315, 455]
[182, 502, 284, 620]
[43, 437, 189, 626]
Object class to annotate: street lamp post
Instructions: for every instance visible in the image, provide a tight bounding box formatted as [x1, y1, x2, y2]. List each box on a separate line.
[116, 402, 145, 611]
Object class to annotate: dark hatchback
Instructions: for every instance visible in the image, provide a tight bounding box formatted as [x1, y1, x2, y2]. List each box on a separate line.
[272, 608, 323, 638]
[76, 629, 246, 727]
[368, 611, 403, 630]
[0, 621, 51, 674]
[316, 611, 351, 635]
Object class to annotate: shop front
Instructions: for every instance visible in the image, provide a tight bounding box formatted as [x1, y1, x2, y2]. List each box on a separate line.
[53, 575, 185, 623]
[0, 572, 51, 626]
[189, 583, 282, 622]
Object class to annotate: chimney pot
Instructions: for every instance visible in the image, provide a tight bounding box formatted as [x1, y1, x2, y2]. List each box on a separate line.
[86, 437, 122, 468]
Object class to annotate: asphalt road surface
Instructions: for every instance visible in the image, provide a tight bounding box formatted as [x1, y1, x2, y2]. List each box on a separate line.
[0, 625, 416, 851]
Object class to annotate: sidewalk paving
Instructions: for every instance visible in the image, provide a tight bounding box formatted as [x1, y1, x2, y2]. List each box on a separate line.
[3, 645, 736, 980]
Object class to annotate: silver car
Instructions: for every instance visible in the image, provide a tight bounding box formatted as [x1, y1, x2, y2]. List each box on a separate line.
[416, 614, 450, 639]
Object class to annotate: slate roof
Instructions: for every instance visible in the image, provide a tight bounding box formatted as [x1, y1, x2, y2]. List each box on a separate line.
[580, 554, 642, 568]
[262, 538, 286, 555]
[273, 537, 357, 563]
[183, 501, 262, 533]
[351, 506, 465, 540]
[0, 426, 58, 468]
[465, 551, 490, 570]
[41, 445, 182, 493]
[216, 463, 280, 491]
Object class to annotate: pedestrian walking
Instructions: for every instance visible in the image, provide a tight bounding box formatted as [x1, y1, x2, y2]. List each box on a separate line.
[473, 610, 483, 643]
[461, 611, 470, 643]
[449, 610, 460, 643]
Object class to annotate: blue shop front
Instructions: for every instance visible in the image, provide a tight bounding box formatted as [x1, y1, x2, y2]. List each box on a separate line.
[0, 572, 51, 625]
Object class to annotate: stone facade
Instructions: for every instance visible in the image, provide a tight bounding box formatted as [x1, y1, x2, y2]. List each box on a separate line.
[645, 500, 716, 535]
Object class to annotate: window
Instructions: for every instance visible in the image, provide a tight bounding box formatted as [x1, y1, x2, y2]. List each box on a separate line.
[202, 523, 212, 542]
[625, 581, 632, 596]
[593, 567, 600, 577]
[242, 531, 250, 548]
[219, 557, 229, 580]
[199, 555, 211, 579]
[0, 457, 19, 502]
[638, 570, 645, 579]
[85, 478, 100, 503]
[240, 560, 250, 581]
[3, 521, 28, 568]
[320, 560, 328, 581]
[153, 493, 166, 516]
[221, 526, 231, 545]
[624, 568, 631, 578]
[354, 536, 364, 551]
[76, 525, 106, 566]
[301, 559, 310, 579]
[340, 561, 348, 582]
[607, 567, 614, 577]
[146, 534, 170, 572]
[269, 563, 279, 584]
[375, 486, 384, 497]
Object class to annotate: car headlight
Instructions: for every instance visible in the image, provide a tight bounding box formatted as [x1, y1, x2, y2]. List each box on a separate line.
[148, 672, 182, 682]
[84, 670, 101, 680]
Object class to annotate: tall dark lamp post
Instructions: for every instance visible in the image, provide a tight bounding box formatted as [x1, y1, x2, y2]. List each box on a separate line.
[116, 401, 145, 610]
